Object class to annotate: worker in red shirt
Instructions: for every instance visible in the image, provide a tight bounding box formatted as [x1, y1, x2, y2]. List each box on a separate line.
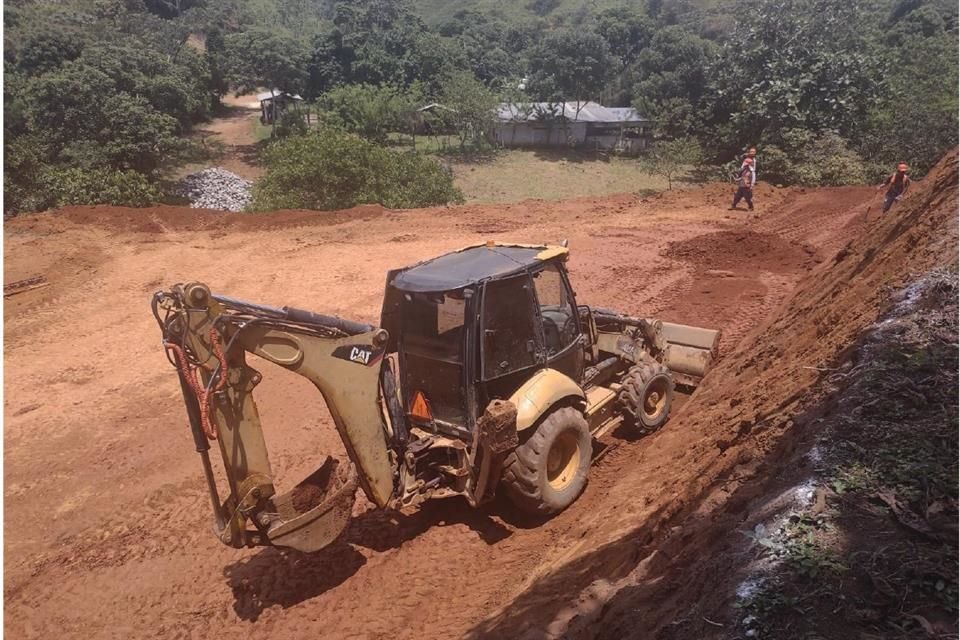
[730, 157, 755, 211]
[878, 162, 911, 213]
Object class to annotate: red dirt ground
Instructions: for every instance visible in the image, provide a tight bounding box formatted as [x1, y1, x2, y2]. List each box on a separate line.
[5, 172, 941, 639]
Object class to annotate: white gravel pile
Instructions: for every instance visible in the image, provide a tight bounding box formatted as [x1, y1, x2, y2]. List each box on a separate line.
[179, 168, 252, 212]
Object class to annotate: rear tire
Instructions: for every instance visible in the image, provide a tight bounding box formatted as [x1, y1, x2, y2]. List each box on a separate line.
[618, 361, 674, 435]
[501, 406, 592, 516]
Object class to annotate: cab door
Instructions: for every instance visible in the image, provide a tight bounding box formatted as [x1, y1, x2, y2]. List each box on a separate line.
[478, 273, 543, 400]
[531, 262, 584, 383]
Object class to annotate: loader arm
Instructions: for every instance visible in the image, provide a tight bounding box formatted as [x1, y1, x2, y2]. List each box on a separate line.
[152, 282, 397, 553]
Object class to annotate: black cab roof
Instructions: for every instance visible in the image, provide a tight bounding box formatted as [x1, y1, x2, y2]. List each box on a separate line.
[390, 243, 569, 292]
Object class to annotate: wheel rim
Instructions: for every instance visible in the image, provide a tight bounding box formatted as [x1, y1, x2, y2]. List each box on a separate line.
[546, 431, 581, 491]
[642, 377, 669, 422]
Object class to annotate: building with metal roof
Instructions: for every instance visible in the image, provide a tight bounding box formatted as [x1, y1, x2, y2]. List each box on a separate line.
[257, 89, 304, 125]
[492, 101, 653, 155]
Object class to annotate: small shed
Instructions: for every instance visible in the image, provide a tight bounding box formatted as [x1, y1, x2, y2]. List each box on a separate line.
[493, 101, 653, 155]
[257, 89, 304, 125]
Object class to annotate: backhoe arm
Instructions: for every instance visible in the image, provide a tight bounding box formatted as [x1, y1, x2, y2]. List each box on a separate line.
[152, 282, 397, 553]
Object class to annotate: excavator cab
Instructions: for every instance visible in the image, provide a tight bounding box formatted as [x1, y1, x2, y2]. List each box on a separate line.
[382, 243, 585, 442]
[152, 242, 721, 555]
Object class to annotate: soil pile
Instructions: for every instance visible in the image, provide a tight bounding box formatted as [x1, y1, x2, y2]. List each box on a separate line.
[469, 149, 959, 638]
[665, 229, 818, 274]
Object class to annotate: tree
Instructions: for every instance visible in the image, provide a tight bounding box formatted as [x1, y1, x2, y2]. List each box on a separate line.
[758, 130, 867, 186]
[641, 138, 702, 190]
[320, 83, 417, 143]
[704, 0, 883, 158]
[15, 28, 86, 75]
[437, 71, 497, 152]
[225, 27, 309, 129]
[859, 3, 958, 176]
[307, 0, 448, 94]
[631, 26, 717, 138]
[596, 6, 653, 68]
[224, 27, 309, 96]
[251, 127, 463, 211]
[526, 29, 612, 117]
[2, 0, 225, 213]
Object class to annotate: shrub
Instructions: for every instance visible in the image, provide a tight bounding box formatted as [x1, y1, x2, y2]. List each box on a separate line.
[251, 127, 463, 212]
[273, 109, 308, 139]
[40, 167, 162, 207]
[640, 137, 702, 189]
[758, 130, 867, 186]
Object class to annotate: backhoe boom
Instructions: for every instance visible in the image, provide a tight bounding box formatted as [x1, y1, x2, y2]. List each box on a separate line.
[153, 282, 394, 552]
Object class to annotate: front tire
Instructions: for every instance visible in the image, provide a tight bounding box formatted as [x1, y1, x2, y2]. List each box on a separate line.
[618, 361, 674, 435]
[501, 406, 592, 516]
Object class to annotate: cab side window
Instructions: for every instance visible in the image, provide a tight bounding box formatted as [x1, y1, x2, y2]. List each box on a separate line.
[532, 264, 578, 356]
[481, 276, 539, 379]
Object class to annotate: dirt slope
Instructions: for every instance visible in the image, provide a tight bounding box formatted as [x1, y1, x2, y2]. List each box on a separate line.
[468, 150, 959, 639]
[4, 180, 886, 639]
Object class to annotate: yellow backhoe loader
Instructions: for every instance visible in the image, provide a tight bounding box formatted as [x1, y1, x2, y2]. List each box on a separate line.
[151, 242, 720, 554]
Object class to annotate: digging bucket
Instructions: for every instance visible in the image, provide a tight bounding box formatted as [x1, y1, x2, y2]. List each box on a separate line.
[264, 457, 359, 553]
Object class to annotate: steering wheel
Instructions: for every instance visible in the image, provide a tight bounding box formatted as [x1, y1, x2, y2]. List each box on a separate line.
[560, 315, 577, 345]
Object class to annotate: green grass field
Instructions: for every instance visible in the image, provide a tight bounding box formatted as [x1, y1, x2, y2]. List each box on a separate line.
[447, 149, 673, 203]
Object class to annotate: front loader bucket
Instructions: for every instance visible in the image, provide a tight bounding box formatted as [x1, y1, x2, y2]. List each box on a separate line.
[660, 321, 721, 387]
[265, 457, 359, 553]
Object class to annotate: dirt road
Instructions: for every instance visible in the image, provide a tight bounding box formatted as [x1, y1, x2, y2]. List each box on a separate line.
[4, 184, 875, 639]
[176, 93, 264, 181]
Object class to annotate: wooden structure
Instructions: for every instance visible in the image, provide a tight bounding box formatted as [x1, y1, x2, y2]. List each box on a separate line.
[257, 89, 304, 125]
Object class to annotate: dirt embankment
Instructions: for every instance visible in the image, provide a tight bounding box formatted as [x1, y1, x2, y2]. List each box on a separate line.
[4, 178, 902, 640]
[468, 150, 959, 639]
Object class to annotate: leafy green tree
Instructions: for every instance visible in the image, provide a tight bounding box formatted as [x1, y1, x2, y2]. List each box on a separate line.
[526, 28, 613, 115]
[631, 26, 717, 138]
[308, 0, 450, 94]
[15, 28, 86, 75]
[596, 6, 653, 68]
[320, 83, 417, 142]
[759, 130, 867, 186]
[705, 0, 883, 158]
[437, 71, 498, 151]
[641, 137, 702, 190]
[224, 27, 309, 96]
[204, 27, 230, 106]
[3, 0, 225, 214]
[251, 127, 463, 211]
[860, 3, 958, 176]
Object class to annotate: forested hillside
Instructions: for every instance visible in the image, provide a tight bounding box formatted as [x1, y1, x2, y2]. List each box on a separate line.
[4, 0, 957, 214]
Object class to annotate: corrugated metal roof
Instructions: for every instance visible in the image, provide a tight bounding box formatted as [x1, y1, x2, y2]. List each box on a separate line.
[256, 89, 304, 102]
[495, 102, 649, 123]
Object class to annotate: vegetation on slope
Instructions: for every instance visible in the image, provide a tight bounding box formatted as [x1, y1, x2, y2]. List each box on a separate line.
[3, 0, 957, 214]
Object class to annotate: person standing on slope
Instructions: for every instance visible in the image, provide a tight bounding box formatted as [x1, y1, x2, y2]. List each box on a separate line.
[730, 157, 755, 211]
[743, 146, 758, 183]
[878, 161, 911, 213]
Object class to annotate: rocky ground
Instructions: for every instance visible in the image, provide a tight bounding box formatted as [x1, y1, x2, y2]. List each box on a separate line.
[178, 167, 252, 212]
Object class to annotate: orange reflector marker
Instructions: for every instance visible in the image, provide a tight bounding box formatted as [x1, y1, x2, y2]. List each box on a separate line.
[410, 391, 433, 421]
